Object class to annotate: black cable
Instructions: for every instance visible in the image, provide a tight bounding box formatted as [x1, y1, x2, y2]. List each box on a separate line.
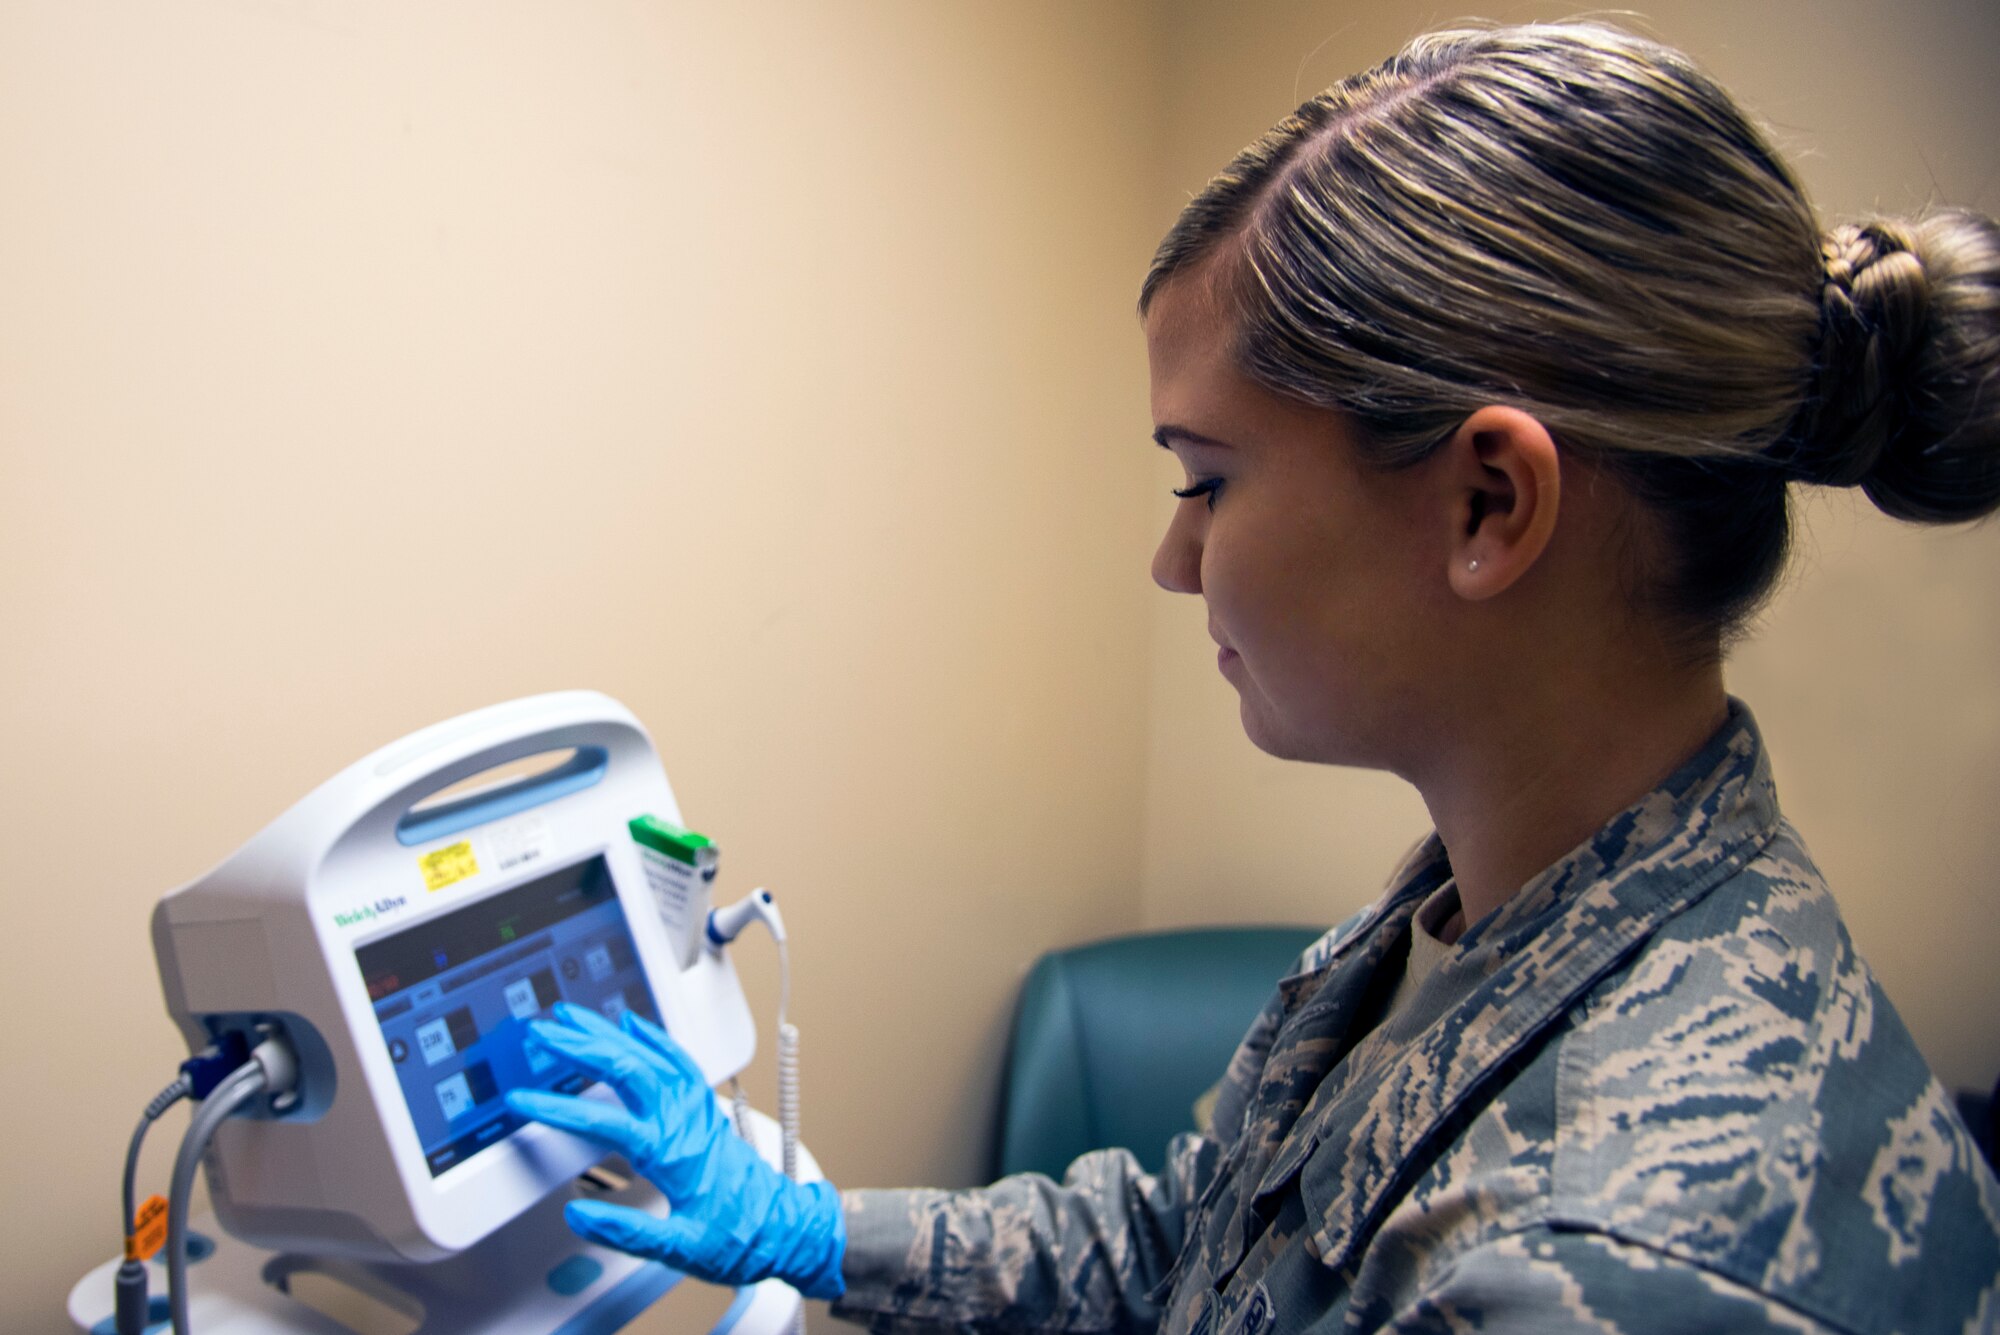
[124, 1075, 192, 1241]
[116, 1074, 192, 1335]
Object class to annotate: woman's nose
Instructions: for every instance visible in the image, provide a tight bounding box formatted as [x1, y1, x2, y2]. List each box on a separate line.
[1152, 505, 1203, 594]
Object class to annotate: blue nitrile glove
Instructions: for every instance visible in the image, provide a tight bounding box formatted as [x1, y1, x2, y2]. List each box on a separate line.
[505, 1002, 846, 1300]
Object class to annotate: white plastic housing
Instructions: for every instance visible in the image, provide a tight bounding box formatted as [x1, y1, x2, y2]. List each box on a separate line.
[152, 691, 755, 1263]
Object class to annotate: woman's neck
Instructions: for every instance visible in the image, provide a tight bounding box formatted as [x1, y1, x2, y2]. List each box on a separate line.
[1413, 663, 1729, 935]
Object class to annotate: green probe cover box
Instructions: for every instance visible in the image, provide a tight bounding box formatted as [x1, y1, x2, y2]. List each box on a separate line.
[630, 815, 717, 968]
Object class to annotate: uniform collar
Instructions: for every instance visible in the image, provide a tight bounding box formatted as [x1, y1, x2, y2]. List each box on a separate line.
[1271, 839, 1446, 1019]
[1275, 699, 1781, 1274]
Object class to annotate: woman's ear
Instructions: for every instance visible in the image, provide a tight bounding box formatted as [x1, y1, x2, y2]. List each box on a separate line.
[1441, 406, 1562, 600]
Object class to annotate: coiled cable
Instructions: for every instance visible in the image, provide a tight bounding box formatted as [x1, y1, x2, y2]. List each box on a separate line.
[775, 936, 800, 1183]
[774, 936, 805, 1335]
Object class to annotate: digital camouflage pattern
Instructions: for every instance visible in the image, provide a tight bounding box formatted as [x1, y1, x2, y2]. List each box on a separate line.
[831, 703, 2000, 1333]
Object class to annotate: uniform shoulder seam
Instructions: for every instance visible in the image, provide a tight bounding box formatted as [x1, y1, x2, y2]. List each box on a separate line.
[1520, 1217, 1865, 1335]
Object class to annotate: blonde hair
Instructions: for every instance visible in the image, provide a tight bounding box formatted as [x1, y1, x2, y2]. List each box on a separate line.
[1142, 22, 2000, 644]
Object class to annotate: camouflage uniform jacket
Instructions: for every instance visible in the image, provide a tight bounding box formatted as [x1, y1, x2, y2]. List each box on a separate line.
[832, 703, 2000, 1334]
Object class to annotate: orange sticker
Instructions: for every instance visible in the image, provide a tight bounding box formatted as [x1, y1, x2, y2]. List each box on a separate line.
[126, 1193, 169, 1262]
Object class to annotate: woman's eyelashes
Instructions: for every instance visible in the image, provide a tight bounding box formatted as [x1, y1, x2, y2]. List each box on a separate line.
[1172, 477, 1224, 509]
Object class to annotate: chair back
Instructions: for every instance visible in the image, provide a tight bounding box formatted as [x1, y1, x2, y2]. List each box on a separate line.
[996, 924, 1324, 1179]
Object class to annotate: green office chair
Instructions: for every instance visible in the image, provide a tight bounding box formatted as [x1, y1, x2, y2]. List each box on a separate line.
[995, 925, 1325, 1179]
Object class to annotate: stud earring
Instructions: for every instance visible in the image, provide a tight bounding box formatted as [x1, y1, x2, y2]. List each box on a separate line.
[1467, 558, 1481, 574]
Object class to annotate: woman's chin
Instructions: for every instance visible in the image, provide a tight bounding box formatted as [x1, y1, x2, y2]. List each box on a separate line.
[1238, 702, 1312, 763]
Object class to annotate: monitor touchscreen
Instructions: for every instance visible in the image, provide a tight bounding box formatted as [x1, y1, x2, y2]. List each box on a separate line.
[356, 854, 661, 1176]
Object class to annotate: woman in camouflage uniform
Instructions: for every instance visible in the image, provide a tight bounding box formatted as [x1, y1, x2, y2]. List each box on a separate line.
[512, 21, 2000, 1334]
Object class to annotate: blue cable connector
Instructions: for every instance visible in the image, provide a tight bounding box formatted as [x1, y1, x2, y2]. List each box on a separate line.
[179, 1031, 251, 1100]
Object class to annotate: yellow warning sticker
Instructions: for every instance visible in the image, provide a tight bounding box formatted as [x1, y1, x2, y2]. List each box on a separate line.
[127, 1193, 168, 1262]
[420, 840, 479, 892]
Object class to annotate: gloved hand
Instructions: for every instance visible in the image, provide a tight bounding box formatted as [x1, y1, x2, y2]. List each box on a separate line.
[505, 1002, 845, 1299]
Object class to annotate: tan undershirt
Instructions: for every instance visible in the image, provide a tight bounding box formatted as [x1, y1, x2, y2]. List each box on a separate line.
[1192, 884, 1466, 1136]
[1383, 882, 1464, 1026]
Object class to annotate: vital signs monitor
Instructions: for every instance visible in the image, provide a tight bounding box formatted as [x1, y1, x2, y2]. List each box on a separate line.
[74, 691, 807, 1335]
[152, 690, 754, 1259]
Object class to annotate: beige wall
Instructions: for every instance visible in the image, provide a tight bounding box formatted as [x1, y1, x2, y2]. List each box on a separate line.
[1143, 0, 2000, 1099]
[4, 1, 1996, 1329]
[0, 2, 1167, 1326]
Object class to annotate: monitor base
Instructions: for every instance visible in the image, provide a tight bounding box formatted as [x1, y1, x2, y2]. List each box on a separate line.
[70, 1109, 819, 1335]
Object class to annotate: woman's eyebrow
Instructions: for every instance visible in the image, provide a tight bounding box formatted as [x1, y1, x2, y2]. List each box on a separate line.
[1152, 426, 1236, 451]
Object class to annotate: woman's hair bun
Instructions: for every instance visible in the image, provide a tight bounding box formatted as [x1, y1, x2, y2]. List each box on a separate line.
[1792, 209, 2000, 523]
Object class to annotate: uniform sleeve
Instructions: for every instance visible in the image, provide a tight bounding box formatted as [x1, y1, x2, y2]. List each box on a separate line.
[1383, 1226, 1849, 1335]
[829, 1131, 1223, 1335]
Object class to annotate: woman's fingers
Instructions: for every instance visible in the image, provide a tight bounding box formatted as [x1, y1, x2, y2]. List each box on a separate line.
[550, 1001, 685, 1085]
[552, 1000, 627, 1043]
[620, 1010, 708, 1086]
[524, 1019, 665, 1119]
[565, 1201, 748, 1287]
[506, 1088, 649, 1161]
